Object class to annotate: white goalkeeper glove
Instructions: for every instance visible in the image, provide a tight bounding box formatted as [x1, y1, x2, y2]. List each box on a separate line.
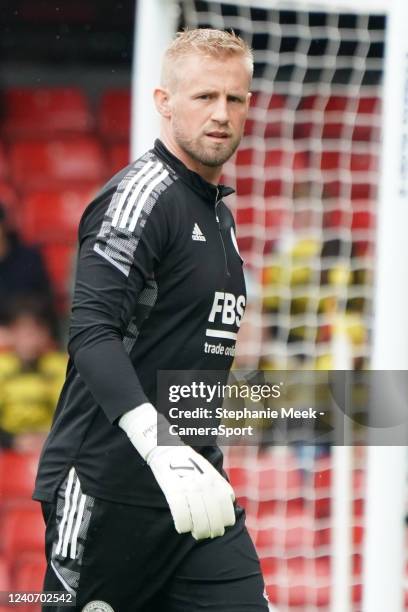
[119, 403, 236, 540]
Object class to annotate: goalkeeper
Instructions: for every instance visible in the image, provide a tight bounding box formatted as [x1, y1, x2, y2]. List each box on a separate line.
[34, 29, 268, 612]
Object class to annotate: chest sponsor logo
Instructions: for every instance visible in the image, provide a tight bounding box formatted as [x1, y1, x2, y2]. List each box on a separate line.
[192, 223, 206, 242]
[207, 291, 246, 340]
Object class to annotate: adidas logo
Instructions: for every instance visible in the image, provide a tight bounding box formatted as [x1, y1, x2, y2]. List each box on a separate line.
[192, 223, 206, 242]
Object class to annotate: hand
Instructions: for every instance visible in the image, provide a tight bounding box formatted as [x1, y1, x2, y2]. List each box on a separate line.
[147, 444, 235, 540]
[119, 403, 236, 539]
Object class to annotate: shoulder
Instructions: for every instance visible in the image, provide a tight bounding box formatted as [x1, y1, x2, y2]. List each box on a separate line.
[79, 151, 179, 237]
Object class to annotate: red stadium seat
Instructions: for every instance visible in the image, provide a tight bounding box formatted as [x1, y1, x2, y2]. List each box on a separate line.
[0, 451, 39, 502]
[265, 208, 286, 232]
[108, 142, 131, 175]
[255, 506, 316, 552]
[264, 556, 330, 607]
[325, 95, 349, 113]
[21, 186, 97, 244]
[295, 95, 380, 141]
[13, 553, 46, 593]
[322, 123, 344, 140]
[352, 97, 381, 141]
[244, 93, 286, 137]
[357, 97, 379, 115]
[351, 182, 377, 201]
[235, 177, 254, 196]
[298, 94, 320, 111]
[256, 452, 303, 500]
[320, 151, 377, 175]
[10, 554, 46, 612]
[236, 147, 306, 168]
[236, 178, 285, 198]
[264, 149, 285, 167]
[323, 208, 350, 229]
[2, 88, 93, 137]
[313, 457, 331, 518]
[10, 138, 106, 190]
[236, 199, 288, 238]
[350, 152, 378, 173]
[1, 504, 45, 559]
[351, 210, 374, 230]
[0, 555, 10, 590]
[235, 148, 254, 166]
[0, 183, 19, 224]
[320, 151, 342, 171]
[99, 89, 131, 141]
[226, 466, 249, 492]
[41, 243, 76, 311]
[236, 206, 256, 226]
[351, 553, 364, 604]
[296, 95, 332, 139]
[0, 143, 9, 180]
[323, 96, 352, 142]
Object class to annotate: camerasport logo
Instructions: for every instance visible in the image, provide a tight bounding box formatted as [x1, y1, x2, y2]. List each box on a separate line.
[82, 601, 114, 612]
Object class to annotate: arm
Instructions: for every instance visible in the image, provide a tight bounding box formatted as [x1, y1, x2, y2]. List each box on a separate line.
[69, 183, 235, 539]
[67, 188, 165, 423]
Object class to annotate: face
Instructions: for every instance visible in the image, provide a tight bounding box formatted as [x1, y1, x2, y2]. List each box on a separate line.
[157, 53, 251, 179]
[10, 315, 51, 363]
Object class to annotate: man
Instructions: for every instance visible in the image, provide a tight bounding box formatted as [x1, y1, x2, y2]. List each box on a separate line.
[34, 29, 268, 612]
[0, 203, 55, 333]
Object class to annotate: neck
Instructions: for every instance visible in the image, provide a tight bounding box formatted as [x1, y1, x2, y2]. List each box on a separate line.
[159, 132, 222, 185]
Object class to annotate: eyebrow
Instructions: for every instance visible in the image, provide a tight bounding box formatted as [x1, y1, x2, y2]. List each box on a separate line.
[193, 90, 247, 101]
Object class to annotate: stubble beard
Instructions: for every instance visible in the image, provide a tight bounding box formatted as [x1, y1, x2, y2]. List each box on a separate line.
[173, 128, 241, 168]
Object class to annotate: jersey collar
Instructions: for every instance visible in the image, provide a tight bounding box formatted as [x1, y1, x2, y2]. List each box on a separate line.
[153, 139, 235, 203]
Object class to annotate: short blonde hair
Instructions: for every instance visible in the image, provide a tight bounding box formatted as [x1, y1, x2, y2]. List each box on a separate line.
[161, 28, 254, 89]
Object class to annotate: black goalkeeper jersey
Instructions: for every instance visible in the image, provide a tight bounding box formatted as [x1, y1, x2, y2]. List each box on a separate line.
[33, 139, 246, 507]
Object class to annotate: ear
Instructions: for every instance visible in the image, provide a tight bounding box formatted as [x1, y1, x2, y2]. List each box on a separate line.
[154, 87, 172, 118]
[246, 91, 252, 110]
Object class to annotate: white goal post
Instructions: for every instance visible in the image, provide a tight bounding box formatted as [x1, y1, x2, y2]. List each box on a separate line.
[131, 1, 408, 610]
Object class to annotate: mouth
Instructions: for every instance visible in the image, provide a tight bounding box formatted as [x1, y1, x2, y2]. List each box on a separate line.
[206, 131, 230, 140]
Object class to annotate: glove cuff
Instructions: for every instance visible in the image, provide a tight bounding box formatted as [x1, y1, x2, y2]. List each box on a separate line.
[118, 403, 184, 461]
[118, 403, 158, 461]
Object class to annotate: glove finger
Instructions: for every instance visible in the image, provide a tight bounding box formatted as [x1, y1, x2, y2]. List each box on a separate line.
[165, 488, 193, 534]
[201, 486, 225, 539]
[216, 481, 236, 528]
[186, 488, 211, 540]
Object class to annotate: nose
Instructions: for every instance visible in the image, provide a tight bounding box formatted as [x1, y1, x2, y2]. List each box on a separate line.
[211, 96, 229, 124]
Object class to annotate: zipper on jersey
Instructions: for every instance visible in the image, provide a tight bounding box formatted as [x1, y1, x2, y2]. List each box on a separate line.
[215, 187, 230, 278]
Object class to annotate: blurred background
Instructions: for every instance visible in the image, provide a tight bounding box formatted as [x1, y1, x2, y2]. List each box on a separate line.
[0, 1, 406, 611]
[0, 2, 134, 609]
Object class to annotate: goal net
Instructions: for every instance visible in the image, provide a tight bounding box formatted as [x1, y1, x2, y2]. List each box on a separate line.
[133, 1, 407, 610]
[177, 2, 387, 611]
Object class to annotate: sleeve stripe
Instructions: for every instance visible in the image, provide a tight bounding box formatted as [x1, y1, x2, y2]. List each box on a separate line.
[55, 467, 75, 556]
[129, 168, 169, 232]
[61, 476, 81, 558]
[111, 159, 156, 228]
[94, 243, 130, 276]
[119, 162, 163, 229]
[69, 493, 87, 560]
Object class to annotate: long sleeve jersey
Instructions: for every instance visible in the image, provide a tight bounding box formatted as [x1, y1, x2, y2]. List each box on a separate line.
[33, 139, 246, 506]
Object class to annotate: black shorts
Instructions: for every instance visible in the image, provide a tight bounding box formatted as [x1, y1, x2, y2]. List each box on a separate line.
[41, 468, 269, 612]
